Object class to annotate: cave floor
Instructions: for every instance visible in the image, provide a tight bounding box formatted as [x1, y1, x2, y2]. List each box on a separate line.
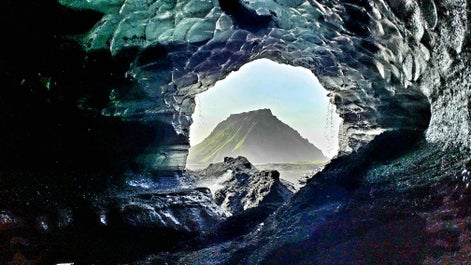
[156, 141, 471, 265]
[1, 140, 470, 264]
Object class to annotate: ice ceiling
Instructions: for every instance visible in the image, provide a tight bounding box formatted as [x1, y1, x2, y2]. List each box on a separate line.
[60, 0, 469, 172]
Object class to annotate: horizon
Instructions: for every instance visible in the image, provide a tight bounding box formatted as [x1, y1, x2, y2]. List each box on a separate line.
[189, 59, 342, 158]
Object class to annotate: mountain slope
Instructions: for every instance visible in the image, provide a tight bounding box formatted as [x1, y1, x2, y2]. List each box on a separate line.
[187, 109, 327, 164]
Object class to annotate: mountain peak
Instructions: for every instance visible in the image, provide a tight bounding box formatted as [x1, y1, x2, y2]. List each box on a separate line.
[188, 109, 327, 165]
[251, 108, 272, 115]
[229, 108, 273, 118]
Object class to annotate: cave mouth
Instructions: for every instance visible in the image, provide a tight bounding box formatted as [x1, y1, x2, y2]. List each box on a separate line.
[186, 59, 342, 184]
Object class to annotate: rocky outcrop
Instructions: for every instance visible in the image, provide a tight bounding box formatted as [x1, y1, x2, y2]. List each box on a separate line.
[0, 183, 227, 264]
[192, 156, 294, 215]
[102, 187, 228, 232]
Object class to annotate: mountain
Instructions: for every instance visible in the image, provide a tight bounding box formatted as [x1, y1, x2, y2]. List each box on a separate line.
[187, 109, 327, 165]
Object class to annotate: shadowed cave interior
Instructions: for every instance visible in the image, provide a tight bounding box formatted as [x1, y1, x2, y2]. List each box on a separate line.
[0, 0, 470, 264]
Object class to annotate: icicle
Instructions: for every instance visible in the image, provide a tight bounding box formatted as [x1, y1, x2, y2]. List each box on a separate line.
[324, 101, 336, 156]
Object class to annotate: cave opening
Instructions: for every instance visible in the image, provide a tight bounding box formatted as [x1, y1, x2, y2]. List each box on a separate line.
[186, 59, 342, 185]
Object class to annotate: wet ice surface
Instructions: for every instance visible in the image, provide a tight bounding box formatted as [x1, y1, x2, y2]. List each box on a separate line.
[125, 173, 195, 191]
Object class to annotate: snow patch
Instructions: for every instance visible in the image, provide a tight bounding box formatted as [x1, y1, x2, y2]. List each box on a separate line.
[198, 170, 233, 197]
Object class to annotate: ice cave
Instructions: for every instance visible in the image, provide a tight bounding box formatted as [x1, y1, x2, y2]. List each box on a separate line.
[0, 0, 470, 264]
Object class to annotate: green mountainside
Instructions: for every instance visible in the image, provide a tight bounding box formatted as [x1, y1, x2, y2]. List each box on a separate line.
[187, 109, 327, 165]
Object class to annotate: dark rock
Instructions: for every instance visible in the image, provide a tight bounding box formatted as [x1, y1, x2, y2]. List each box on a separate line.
[218, 0, 273, 31]
[192, 156, 294, 215]
[0, 212, 23, 231]
[265, 170, 280, 181]
[107, 188, 228, 232]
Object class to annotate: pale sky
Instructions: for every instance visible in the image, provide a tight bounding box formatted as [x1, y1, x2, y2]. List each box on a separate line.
[189, 59, 342, 158]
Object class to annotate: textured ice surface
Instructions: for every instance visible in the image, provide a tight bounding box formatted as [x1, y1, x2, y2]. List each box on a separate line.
[60, 0, 469, 170]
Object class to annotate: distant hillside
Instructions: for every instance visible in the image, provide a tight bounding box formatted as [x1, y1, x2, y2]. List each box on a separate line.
[187, 109, 327, 165]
